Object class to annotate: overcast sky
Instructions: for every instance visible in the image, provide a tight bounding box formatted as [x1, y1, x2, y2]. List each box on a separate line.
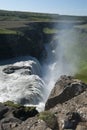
[0, 0, 87, 16]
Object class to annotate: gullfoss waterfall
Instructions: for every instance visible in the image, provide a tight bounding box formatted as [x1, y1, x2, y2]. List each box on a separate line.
[0, 28, 80, 111]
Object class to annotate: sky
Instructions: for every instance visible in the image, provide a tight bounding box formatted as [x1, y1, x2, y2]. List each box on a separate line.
[0, 0, 87, 16]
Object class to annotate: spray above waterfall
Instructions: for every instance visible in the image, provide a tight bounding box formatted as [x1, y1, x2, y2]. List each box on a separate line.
[42, 23, 80, 99]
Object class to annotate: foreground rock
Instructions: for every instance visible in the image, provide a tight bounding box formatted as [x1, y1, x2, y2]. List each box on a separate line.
[0, 101, 38, 130]
[45, 75, 87, 129]
[12, 110, 59, 130]
[0, 102, 58, 130]
[45, 75, 87, 110]
[13, 117, 55, 130]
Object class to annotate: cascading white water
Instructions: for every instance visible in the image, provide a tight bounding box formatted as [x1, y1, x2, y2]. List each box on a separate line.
[0, 56, 46, 110]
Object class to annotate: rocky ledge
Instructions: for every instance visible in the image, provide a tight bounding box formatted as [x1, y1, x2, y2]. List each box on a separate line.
[45, 75, 87, 130]
[0, 75, 87, 130]
[0, 101, 38, 130]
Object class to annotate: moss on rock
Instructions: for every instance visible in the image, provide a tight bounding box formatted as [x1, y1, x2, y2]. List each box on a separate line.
[4, 101, 38, 121]
[38, 111, 58, 129]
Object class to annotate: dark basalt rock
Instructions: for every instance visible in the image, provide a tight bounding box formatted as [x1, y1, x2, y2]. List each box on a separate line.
[0, 103, 9, 120]
[13, 106, 38, 121]
[3, 66, 21, 74]
[63, 112, 81, 129]
[3, 66, 31, 74]
[0, 22, 47, 61]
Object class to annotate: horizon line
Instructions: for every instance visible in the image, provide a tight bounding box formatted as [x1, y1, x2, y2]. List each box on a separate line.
[0, 9, 87, 17]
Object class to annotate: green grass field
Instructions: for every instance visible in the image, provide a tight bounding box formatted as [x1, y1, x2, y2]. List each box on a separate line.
[0, 29, 17, 34]
[74, 24, 87, 83]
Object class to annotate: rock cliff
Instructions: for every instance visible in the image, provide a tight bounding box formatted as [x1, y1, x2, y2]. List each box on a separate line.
[45, 75, 87, 130]
[0, 22, 55, 61]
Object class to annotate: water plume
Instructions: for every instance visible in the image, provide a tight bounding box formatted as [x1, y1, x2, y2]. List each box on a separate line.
[42, 23, 80, 100]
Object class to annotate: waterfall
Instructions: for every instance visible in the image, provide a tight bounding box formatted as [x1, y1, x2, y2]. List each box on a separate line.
[0, 28, 79, 111]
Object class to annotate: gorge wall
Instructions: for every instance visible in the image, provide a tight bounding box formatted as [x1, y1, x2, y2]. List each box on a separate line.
[0, 22, 55, 61]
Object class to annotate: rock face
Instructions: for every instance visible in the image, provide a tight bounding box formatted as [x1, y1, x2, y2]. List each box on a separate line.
[45, 75, 87, 110]
[45, 75, 87, 130]
[0, 23, 44, 60]
[0, 22, 55, 61]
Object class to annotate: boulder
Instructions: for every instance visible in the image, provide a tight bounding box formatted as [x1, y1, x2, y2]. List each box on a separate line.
[0, 102, 21, 130]
[0, 117, 21, 130]
[0, 103, 9, 120]
[12, 106, 38, 121]
[44, 75, 87, 130]
[3, 66, 21, 74]
[63, 112, 81, 129]
[45, 75, 87, 110]
[3, 66, 30, 74]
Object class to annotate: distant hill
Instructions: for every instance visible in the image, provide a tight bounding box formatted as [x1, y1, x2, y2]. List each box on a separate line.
[0, 9, 87, 22]
[0, 10, 60, 21]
